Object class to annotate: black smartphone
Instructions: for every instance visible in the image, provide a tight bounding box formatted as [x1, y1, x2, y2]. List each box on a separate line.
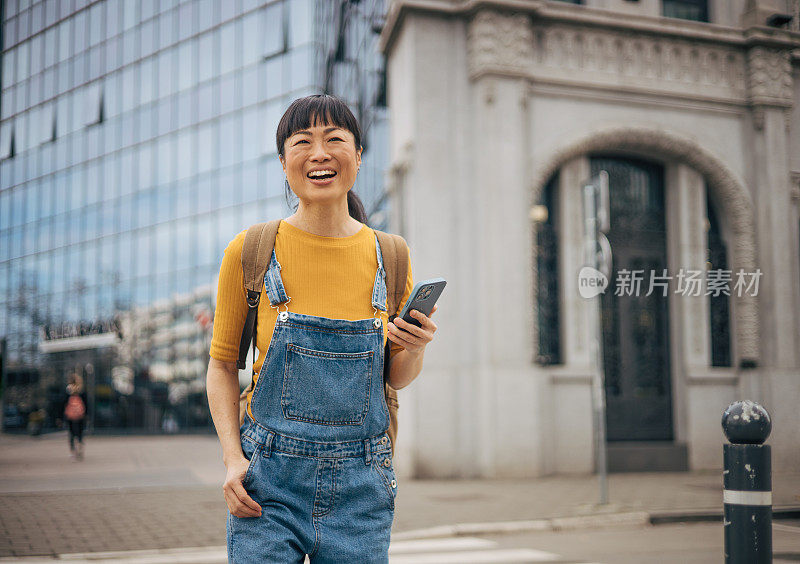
[395, 278, 447, 328]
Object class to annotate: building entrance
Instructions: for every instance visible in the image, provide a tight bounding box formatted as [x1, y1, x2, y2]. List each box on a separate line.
[591, 157, 673, 441]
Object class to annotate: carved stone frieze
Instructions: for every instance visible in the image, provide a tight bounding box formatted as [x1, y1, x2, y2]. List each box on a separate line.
[467, 9, 533, 78]
[532, 25, 748, 102]
[746, 46, 794, 107]
[466, 11, 751, 103]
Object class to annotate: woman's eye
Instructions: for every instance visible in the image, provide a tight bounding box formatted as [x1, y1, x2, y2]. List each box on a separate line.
[329, 137, 343, 141]
[294, 139, 309, 144]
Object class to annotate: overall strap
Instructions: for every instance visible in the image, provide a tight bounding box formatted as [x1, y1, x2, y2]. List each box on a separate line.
[237, 220, 281, 370]
[374, 230, 409, 317]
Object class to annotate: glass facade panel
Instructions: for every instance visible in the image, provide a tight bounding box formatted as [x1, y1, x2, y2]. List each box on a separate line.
[0, 0, 390, 434]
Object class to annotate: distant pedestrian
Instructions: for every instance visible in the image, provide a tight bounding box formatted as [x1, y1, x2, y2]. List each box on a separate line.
[61, 373, 88, 461]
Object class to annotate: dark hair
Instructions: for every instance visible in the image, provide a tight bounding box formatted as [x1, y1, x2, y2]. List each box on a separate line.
[276, 94, 369, 225]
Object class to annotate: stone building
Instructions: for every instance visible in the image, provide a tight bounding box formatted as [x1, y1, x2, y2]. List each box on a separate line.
[379, 0, 800, 476]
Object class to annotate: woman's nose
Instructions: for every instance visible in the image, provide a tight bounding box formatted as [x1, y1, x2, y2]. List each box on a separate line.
[309, 141, 331, 161]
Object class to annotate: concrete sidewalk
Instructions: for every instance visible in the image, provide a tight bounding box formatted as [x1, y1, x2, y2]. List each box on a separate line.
[1, 432, 798, 558]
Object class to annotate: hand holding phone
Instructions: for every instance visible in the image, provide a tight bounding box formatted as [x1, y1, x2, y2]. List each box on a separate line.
[396, 278, 446, 328]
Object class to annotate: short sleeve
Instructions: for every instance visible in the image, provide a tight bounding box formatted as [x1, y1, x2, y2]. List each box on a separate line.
[389, 245, 414, 359]
[209, 229, 249, 363]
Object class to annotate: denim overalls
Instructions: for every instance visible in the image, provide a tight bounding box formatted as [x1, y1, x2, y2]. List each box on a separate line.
[227, 235, 397, 564]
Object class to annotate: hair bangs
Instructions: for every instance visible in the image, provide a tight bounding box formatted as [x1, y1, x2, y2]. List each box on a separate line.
[276, 95, 362, 157]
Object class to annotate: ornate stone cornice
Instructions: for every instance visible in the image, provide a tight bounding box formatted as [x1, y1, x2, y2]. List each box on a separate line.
[746, 46, 794, 107]
[468, 9, 533, 79]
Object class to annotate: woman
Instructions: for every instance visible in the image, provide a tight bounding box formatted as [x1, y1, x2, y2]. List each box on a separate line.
[61, 372, 88, 460]
[207, 94, 438, 563]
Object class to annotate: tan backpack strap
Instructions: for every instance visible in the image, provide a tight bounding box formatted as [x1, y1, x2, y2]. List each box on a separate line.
[242, 220, 281, 294]
[237, 220, 281, 371]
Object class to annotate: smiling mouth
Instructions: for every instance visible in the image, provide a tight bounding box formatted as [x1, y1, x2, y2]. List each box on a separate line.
[307, 171, 337, 180]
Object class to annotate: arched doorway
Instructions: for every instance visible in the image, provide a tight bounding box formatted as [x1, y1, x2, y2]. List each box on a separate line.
[590, 156, 673, 441]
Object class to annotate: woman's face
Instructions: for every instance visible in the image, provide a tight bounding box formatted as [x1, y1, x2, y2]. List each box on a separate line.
[280, 120, 362, 207]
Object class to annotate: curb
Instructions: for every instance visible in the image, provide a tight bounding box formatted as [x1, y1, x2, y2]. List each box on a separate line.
[392, 511, 651, 541]
[392, 505, 800, 541]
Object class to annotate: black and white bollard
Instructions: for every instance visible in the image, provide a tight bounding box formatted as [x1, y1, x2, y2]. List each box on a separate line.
[722, 400, 772, 564]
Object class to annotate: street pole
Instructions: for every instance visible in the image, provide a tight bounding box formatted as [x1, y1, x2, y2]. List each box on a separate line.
[583, 171, 611, 506]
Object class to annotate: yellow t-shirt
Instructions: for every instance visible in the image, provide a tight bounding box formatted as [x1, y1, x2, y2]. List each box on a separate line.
[209, 220, 413, 418]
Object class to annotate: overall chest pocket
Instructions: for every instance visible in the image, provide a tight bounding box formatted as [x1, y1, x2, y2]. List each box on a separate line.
[281, 344, 373, 425]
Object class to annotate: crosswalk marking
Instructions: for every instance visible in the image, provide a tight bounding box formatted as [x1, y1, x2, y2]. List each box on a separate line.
[389, 537, 497, 553]
[389, 537, 562, 563]
[390, 548, 564, 563]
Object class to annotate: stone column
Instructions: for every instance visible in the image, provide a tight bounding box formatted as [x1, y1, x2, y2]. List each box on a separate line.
[468, 9, 544, 477]
[745, 37, 800, 471]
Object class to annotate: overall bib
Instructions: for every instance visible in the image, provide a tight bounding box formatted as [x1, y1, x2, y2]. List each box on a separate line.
[227, 235, 397, 564]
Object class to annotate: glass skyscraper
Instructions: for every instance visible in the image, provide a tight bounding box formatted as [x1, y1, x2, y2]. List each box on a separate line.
[0, 0, 389, 433]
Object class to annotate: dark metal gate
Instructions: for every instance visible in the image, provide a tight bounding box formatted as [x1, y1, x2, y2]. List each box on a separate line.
[591, 157, 673, 441]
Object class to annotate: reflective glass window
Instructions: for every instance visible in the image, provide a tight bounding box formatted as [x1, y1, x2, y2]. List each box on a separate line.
[119, 149, 134, 196]
[25, 180, 38, 223]
[241, 106, 258, 163]
[73, 11, 87, 54]
[217, 167, 237, 209]
[43, 27, 56, 68]
[195, 213, 213, 266]
[177, 41, 194, 92]
[218, 72, 237, 116]
[16, 41, 30, 83]
[121, 64, 138, 113]
[142, 0, 157, 20]
[173, 217, 194, 271]
[197, 120, 217, 175]
[197, 80, 214, 122]
[156, 96, 173, 136]
[154, 222, 171, 275]
[242, 10, 259, 68]
[139, 142, 154, 189]
[178, 2, 193, 40]
[241, 160, 258, 204]
[176, 129, 193, 181]
[140, 57, 156, 106]
[58, 18, 71, 62]
[2, 49, 14, 89]
[141, 18, 156, 58]
[89, 2, 105, 47]
[30, 33, 42, 75]
[262, 2, 284, 58]
[123, 0, 139, 31]
[197, 31, 215, 83]
[159, 8, 175, 50]
[197, 0, 216, 31]
[136, 229, 152, 278]
[105, 36, 121, 74]
[157, 47, 175, 99]
[220, 21, 237, 75]
[289, 0, 312, 48]
[218, 112, 237, 169]
[122, 27, 138, 66]
[106, 1, 121, 40]
[157, 134, 175, 184]
[195, 174, 212, 215]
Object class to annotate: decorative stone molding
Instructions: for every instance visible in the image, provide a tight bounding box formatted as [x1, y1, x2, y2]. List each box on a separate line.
[746, 46, 794, 107]
[530, 126, 760, 364]
[467, 9, 533, 79]
[531, 25, 748, 103]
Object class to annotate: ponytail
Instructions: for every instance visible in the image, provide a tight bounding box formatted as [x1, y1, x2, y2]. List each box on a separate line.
[347, 191, 369, 225]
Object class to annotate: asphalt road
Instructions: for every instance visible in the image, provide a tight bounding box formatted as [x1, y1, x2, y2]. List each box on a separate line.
[471, 519, 800, 564]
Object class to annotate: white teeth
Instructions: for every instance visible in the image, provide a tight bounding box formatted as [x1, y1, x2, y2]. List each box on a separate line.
[308, 170, 336, 177]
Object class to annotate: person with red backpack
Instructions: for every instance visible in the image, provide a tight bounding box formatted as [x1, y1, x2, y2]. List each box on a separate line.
[61, 372, 88, 461]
